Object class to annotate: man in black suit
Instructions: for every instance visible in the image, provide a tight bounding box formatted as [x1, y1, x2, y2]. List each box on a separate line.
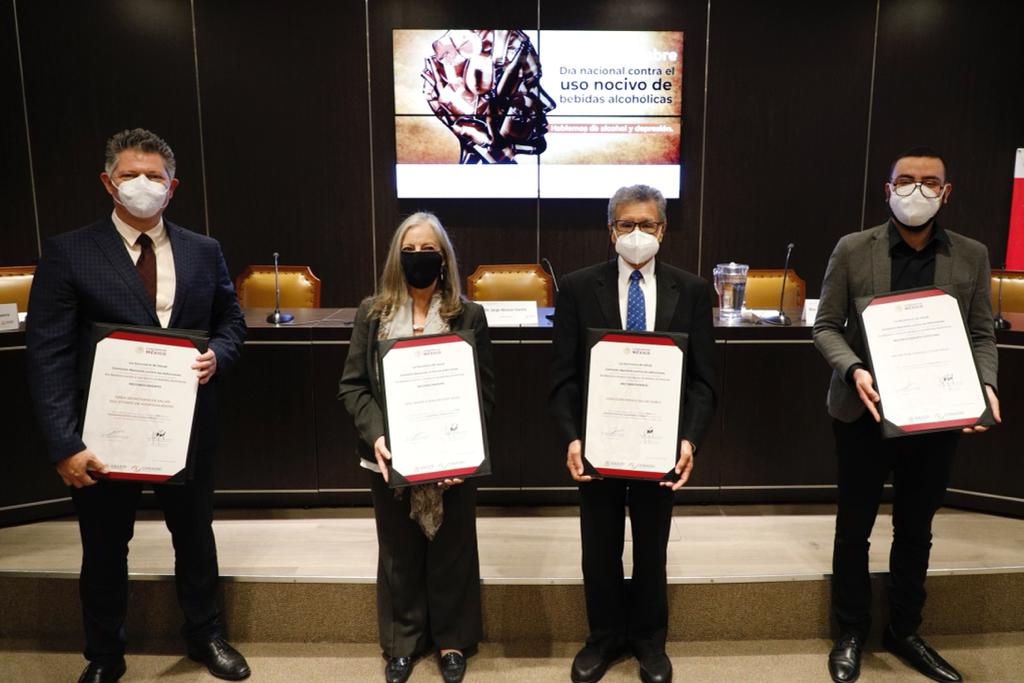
[26, 129, 250, 683]
[549, 184, 716, 683]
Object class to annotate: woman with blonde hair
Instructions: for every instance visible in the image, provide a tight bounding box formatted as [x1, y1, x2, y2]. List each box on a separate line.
[339, 212, 495, 683]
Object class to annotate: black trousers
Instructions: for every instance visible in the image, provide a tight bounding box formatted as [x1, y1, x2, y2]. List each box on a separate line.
[831, 413, 958, 639]
[70, 454, 222, 665]
[370, 474, 482, 658]
[579, 477, 674, 657]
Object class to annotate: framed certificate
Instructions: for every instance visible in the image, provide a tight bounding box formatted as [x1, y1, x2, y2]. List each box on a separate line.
[377, 330, 490, 488]
[582, 329, 688, 481]
[856, 287, 995, 438]
[81, 323, 208, 483]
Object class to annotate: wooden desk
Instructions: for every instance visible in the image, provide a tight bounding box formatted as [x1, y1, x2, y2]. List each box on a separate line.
[4, 310, 1023, 524]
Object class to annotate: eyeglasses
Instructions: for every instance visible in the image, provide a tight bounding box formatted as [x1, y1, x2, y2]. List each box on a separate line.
[891, 179, 946, 199]
[612, 220, 664, 235]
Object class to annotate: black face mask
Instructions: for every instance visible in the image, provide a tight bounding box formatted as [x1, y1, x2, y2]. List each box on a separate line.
[400, 250, 444, 289]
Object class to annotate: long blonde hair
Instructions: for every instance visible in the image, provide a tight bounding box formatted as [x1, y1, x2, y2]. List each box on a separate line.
[368, 212, 464, 321]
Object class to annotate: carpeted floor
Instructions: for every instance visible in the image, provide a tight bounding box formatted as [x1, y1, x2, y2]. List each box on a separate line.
[3, 632, 1022, 682]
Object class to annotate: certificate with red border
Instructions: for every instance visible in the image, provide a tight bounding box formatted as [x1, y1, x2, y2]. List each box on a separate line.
[582, 329, 687, 481]
[81, 324, 208, 483]
[856, 287, 994, 438]
[377, 330, 490, 488]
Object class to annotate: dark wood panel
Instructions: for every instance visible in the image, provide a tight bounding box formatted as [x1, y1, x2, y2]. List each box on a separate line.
[0, 0, 37, 265]
[312, 344, 366, 490]
[682, 343, 724, 491]
[539, 0, 707, 277]
[0, 342, 69, 508]
[194, 0, 374, 307]
[950, 347, 1024, 499]
[867, 0, 1024, 265]
[700, 0, 876, 296]
[718, 343, 837, 487]
[368, 2, 543, 290]
[512, 344, 575, 488]
[18, 0, 204, 240]
[215, 346, 317, 490]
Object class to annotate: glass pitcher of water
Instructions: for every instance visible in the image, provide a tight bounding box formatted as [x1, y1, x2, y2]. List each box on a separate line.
[713, 262, 749, 322]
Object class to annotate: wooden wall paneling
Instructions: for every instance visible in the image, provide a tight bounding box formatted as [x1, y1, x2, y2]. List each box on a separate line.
[949, 347, 1024, 500]
[0, 0, 38, 266]
[195, 0, 374, 306]
[679, 342, 724, 497]
[0, 342, 69, 512]
[312, 343, 368, 491]
[18, 0, 204, 240]
[539, 0, 707, 277]
[866, 0, 1024, 266]
[368, 1, 542, 285]
[718, 343, 837, 489]
[512, 343, 574, 489]
[700, 0, 876, 297]
[215, 345, 318, 491]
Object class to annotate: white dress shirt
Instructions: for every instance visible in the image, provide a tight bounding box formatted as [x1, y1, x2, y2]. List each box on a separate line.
[617, 255, 657, 331]
[111, 211, 176, 328]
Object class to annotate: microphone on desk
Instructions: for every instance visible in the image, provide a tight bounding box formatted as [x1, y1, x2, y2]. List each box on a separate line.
[266, 252, 294, 324]
[759, 242, 795, 327]
[994, 265, 1011, 330]
[541, 257, 560, 294]
[541, 257, 559, 322]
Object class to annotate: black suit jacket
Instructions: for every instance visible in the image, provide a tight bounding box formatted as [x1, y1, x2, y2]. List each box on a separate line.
[26, 217, 247, 464]
[548, 258, 717, 450]
[338, 298, 496, 466]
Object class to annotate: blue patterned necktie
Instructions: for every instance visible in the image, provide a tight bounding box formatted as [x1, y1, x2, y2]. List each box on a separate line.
[626, 269, 646, 331]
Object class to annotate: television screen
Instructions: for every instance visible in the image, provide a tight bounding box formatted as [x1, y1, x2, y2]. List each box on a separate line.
[393, 29, 684, 199]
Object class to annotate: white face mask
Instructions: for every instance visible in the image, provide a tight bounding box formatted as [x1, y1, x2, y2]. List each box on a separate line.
[111, 174, 169, 219]
[614, 228, 660, 265]
[888, 183, 943, 228]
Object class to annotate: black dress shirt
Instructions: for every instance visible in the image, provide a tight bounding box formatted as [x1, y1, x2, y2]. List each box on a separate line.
[888, 220, 949, 291]
[845, 220, 950, 384]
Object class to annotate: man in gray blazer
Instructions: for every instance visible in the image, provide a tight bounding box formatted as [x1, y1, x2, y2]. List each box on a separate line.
[814, 147, 1000, 683]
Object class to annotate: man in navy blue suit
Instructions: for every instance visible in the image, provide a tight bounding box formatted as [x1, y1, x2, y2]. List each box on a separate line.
[26, 129, 250, 683]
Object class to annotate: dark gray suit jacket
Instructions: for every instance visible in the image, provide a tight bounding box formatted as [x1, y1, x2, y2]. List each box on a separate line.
[813, 221, 998, 422]
[338, 298, 496, 467]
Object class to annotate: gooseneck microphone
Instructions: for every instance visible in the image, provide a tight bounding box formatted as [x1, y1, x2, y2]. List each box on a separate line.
[541, 256, 560, 294]
[266, 252, 294, 324]
[760, 243, 795, 327]
[994, 266, 1011, 330]
[540, 256, 559, 323]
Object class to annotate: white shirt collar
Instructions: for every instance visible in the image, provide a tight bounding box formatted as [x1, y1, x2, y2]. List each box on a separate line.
[111, 210, 166, 247]
[617, 254, 656, 283]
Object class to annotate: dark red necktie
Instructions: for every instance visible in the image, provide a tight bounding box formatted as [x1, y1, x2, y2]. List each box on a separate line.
[135, 233, 157, 307]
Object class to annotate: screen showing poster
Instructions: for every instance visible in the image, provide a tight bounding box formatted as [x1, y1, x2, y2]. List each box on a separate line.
[393, 29, 683, 199]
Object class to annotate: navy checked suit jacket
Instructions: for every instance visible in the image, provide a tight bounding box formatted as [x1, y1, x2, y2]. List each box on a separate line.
[26, 217, 247, 464]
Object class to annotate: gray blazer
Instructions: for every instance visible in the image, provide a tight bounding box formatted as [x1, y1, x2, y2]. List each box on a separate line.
[813, 222, 998, 423]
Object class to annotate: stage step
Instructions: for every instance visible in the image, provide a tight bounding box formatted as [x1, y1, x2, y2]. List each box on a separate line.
[1, 505, 1022, 649]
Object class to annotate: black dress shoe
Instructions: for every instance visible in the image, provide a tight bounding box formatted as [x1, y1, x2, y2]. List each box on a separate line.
[639, 652, 672, 683]
[439, 651, 467, 683]
[828, 632, 863, 683]
[572, 644, 617, 683]
[385, 656, 414, 683]
[77, 660, 126, 683]
[883, 626, 963, 682]
[187, 637, 251, 680]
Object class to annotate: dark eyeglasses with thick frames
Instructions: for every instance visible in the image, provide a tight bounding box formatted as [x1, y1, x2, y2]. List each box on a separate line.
[611, 220, 664, 235]
[891, 178, 947, 199]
